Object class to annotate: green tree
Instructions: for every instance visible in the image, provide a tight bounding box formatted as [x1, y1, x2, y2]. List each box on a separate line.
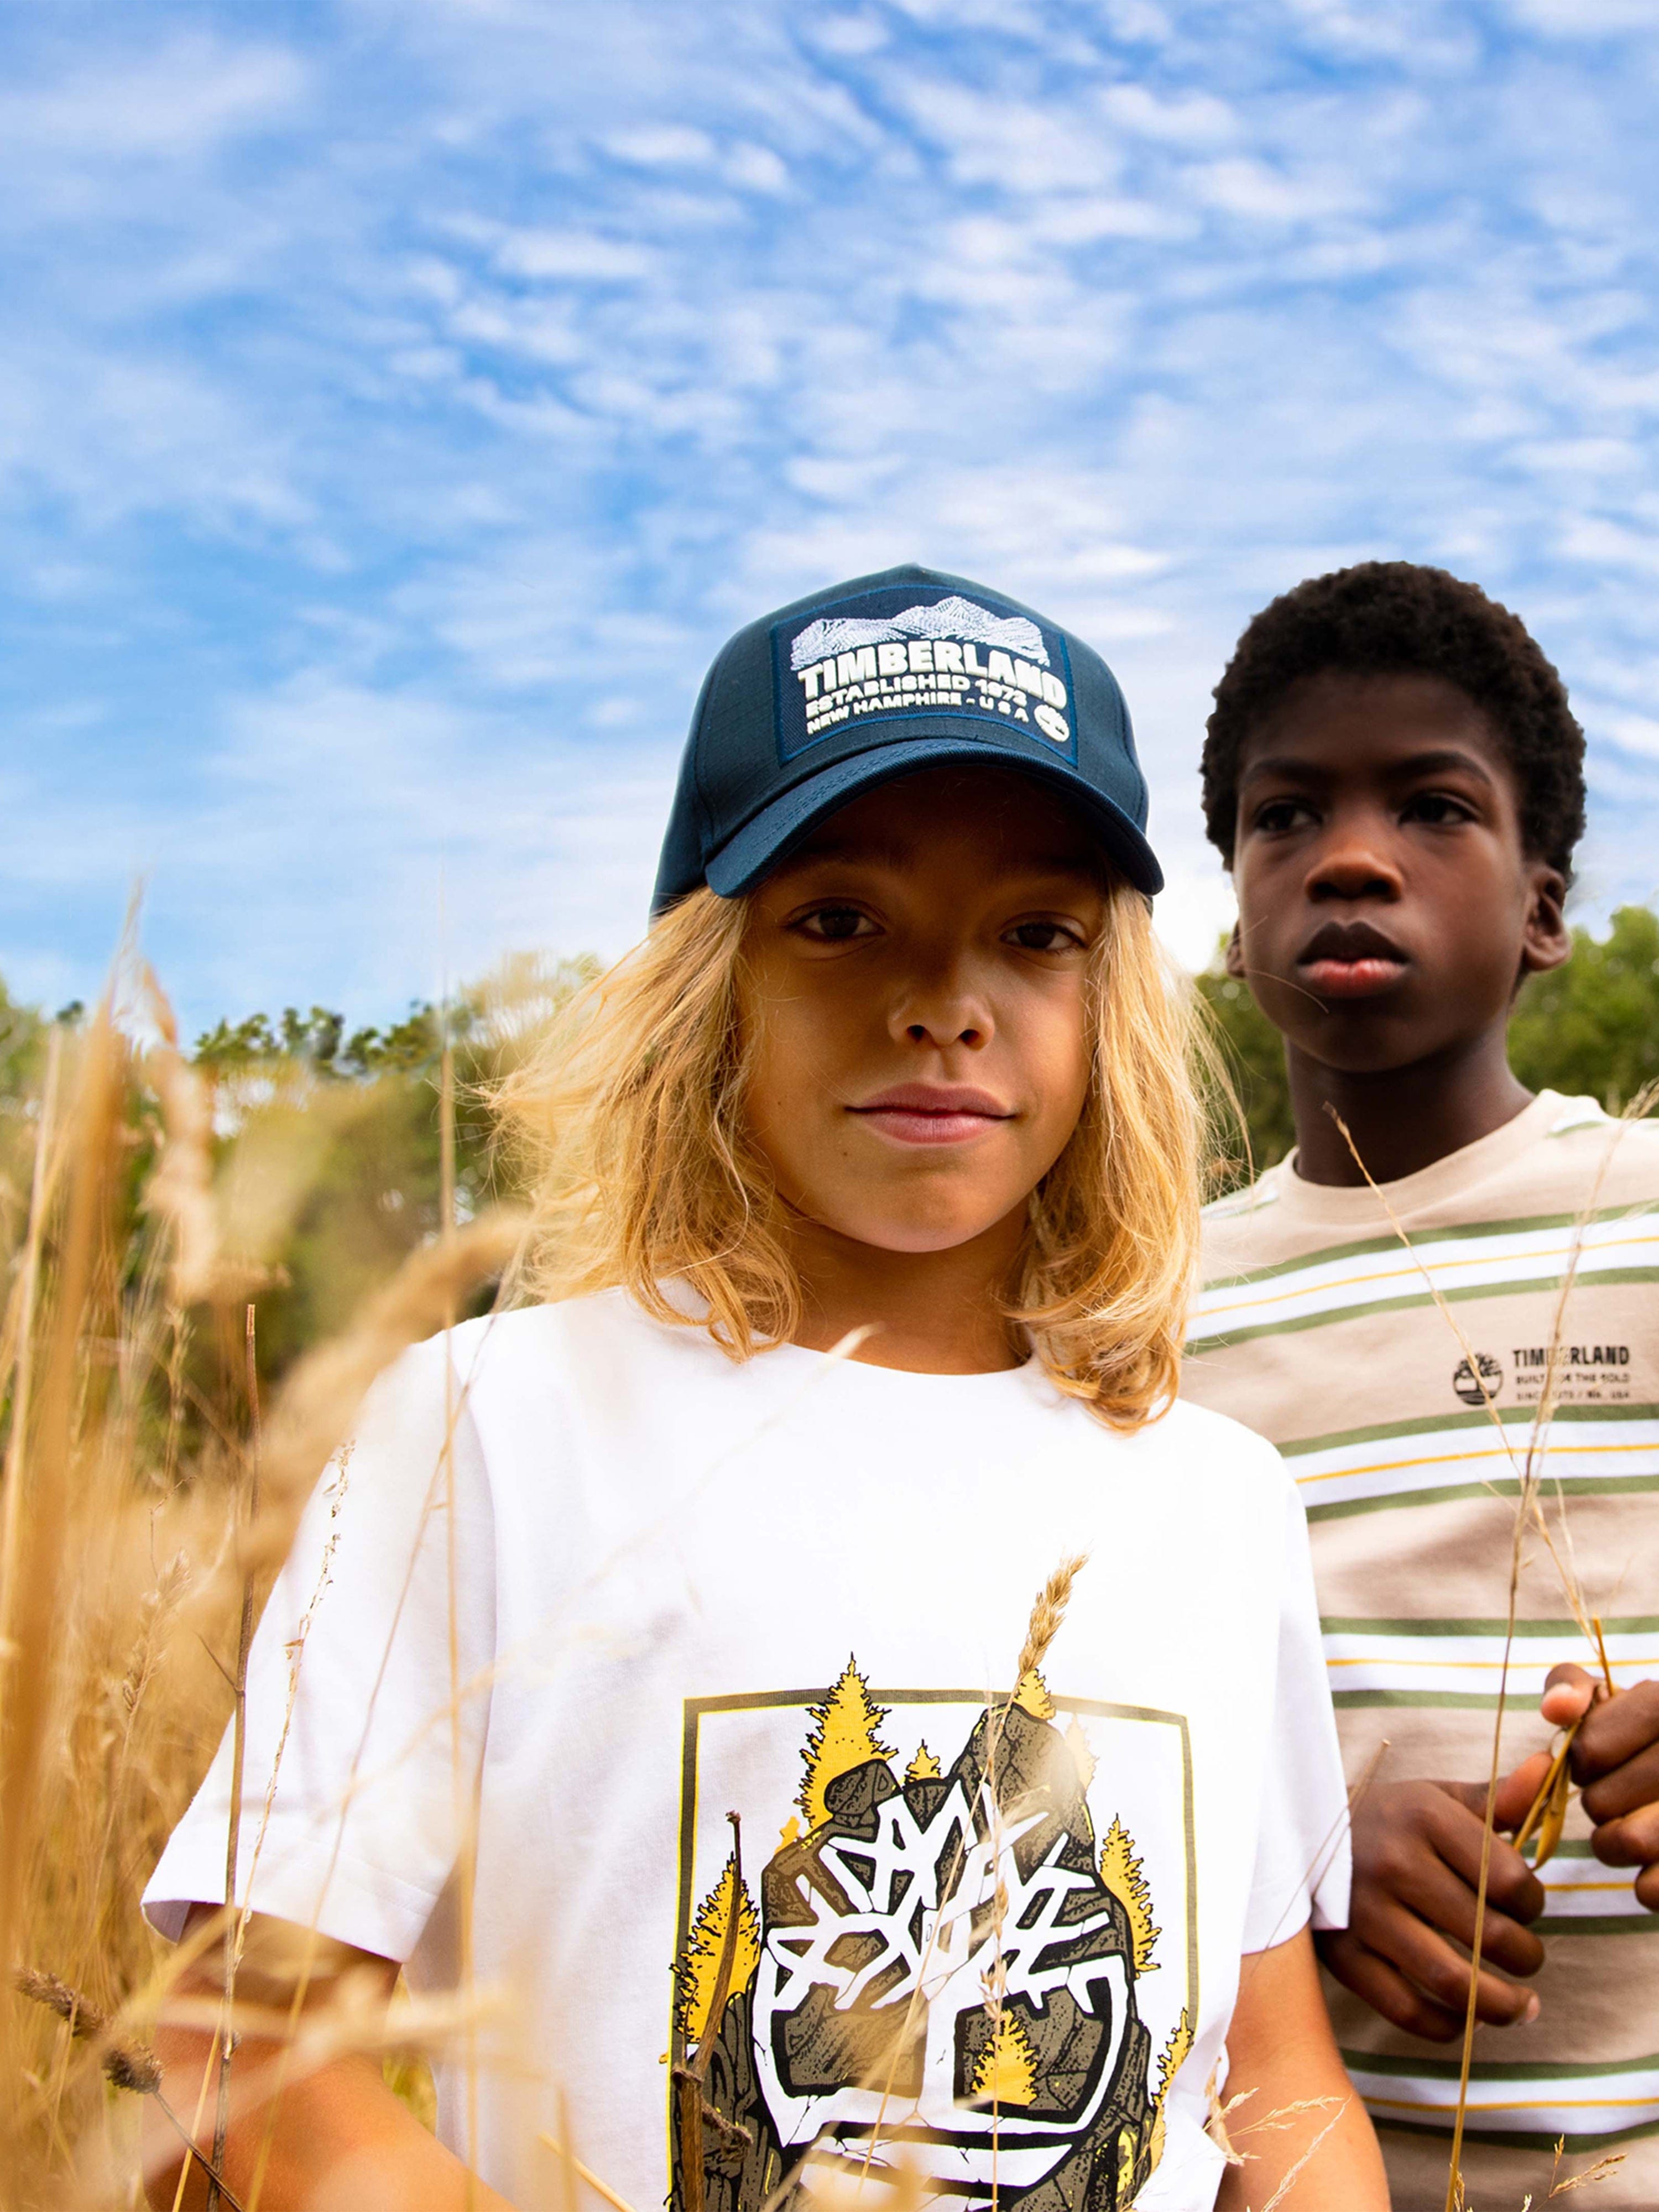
[0, 982, 52, 1256]
[1194, 960, 1295, 1188]
[1509, 904, 1659, 1111]
[188, 961, 597, 1386]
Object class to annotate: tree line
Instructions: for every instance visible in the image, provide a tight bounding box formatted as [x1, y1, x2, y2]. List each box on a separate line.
[2, 908, 1652, 1394]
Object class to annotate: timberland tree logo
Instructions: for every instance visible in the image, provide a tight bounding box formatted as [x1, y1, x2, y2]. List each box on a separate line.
[778, 596, 1076, 759]
[1452, 1353, 1504, 1407]
[671, 1662, 1194, 2212]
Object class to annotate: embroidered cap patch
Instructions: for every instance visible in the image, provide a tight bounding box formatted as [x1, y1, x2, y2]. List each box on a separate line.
[771, 585, 1078, 765]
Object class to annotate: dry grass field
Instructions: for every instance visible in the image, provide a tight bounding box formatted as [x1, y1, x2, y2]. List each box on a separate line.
[0, 946, 583, 2208]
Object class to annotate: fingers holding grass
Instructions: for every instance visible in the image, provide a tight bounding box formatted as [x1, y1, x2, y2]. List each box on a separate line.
[1567, 1675, 1659, 1795]
[1547, 1668, 1659, 1901]
[1331, 1779, 1548, 2036]
[1540, 1659, 1604, 1729]
[1317, 1924, 1540, 2041]
[1363, 1781, 1547, 1936]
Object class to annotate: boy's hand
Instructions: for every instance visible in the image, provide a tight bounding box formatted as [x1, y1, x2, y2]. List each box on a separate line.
[1316, 1772, 1547, 2042]
[1545, 1663, 1659, 1909]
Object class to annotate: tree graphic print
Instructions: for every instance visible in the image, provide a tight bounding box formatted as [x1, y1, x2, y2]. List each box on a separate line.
[796, 1657, 895, 1828]
[672, 1667, 1192, 2212]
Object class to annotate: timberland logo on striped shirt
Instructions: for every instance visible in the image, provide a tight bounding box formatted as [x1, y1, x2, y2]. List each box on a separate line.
[1454, 1344, 1633, 1408]
[1452, 1353, 1503, 1406]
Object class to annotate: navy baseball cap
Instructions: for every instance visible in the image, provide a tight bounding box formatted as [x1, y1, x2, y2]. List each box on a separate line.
[651, 562, 1162, 914]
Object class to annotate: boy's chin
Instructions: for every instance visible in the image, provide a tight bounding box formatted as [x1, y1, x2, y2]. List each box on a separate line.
[810, 1190, 1032, 1258]
[839, 1215, 1020, 1256]
[1285, 1019, 1437, 1078]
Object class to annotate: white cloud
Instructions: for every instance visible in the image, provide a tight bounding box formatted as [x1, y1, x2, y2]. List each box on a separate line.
[1503, 0, 1659, 29]
[1098, 81, 1235, 145]
[606, 125, 716, 165]
[0, 34, 305, 164]
[1194, 155, 1364, 224]
[724, 141, 789, 193]
[807, 14, 890, 58]
[1601, 712, 1659, 760]
[897, 80, 1126, 194]
[483, 227, 658, 283]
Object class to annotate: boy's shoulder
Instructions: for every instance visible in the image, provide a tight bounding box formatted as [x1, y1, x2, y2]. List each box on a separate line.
[1197, 1158, 1301, 1285]
[1135, 1392, 1296, 1503]
[429, 1286, 713, 1388]
[1537, 1092, 1659, 1177]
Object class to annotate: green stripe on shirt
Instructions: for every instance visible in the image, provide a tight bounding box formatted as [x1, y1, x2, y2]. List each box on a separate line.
[1191, 1265, 1659, 1351]
[1321, 1613, 1659, 1636]
[1277, 1401, 1659, 1459]
[1306, 1473, 1659, 1524]
[1199, 1197, 1657, 1289]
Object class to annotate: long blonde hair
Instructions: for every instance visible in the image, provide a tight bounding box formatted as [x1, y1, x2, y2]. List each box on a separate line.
[493, 882, 1213, 1426]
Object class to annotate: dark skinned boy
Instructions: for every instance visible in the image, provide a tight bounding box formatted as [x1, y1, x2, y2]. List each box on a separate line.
[1182, 562, 1659, 2211]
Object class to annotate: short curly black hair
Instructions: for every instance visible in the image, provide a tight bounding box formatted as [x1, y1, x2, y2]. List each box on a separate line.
[1202, 561, 1586, 881]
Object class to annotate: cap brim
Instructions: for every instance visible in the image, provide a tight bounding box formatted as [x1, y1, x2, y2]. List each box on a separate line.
[701, 734, 1164, 902]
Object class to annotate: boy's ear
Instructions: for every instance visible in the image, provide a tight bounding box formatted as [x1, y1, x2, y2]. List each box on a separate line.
[1224, 920, 1246, 980]
[1520, 864, 1572, 979]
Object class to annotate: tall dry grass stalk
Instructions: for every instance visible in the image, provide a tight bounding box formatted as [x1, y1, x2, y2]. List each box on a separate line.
[0, 958, 533, 2211]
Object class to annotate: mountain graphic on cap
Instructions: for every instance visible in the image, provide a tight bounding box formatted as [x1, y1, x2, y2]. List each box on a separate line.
[790, 596, 1049, 672]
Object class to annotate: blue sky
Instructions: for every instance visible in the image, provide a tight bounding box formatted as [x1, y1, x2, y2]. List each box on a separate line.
[6, 0, 1659, 1035]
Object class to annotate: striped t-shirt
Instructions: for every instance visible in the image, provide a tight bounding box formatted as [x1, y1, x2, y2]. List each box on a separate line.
[1184, 1091, 1659, 2211]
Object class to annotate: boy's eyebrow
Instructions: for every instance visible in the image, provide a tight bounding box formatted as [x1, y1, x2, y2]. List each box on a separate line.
[1237, 754, 1325, 790]
[1239, 747, 1498, 789]
[1389, 747, 1498, 787]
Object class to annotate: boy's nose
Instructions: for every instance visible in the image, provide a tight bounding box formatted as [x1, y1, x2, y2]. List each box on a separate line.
[901, 1016, 985, 1047]
[890, 963, 991, 1050]
[1306, 835, 1404, 904]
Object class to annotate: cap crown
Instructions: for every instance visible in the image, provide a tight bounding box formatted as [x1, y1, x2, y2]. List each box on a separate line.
[654, 562, 1159, 909]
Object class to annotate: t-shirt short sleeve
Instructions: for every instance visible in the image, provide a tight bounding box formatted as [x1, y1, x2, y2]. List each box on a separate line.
[143, 1331, 496, 1961]
[1241, 1474, 1351, 1953]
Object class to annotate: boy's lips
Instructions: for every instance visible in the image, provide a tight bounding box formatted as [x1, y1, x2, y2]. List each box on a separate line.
[848, 1083, 1014, 1147]
[1297, 921, 1408, 1000]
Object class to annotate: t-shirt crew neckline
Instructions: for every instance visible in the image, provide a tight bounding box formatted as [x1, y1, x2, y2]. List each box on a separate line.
[763, 1335, 1044, 1389]
[1270, 1088, 1576, 1228]
[650, 1280, 1044, 1390]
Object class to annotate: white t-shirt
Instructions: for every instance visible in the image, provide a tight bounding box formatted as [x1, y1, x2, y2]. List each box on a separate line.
[147, 1292, 1348, 2212]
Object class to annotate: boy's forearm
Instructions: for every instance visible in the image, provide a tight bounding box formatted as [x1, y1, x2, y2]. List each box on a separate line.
[147, 2027, 517, 2212]
[1213, 2087, 1387, 2212]
[1217, 1928, 1390, 2211]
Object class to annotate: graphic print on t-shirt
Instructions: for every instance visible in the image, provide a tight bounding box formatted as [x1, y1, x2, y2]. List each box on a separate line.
[670, 1660, 1195, 2212]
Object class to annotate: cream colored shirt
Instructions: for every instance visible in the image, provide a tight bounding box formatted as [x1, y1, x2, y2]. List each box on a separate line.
[1186, 1092, 1659, 2211]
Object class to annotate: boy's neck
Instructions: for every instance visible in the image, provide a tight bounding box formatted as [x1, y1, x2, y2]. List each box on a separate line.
[784, 1209, 1028, 1374]
[1286, 1023, 1535, 1188]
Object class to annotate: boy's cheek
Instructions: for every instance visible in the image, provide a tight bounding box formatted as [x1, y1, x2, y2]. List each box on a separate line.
[1237, 959, 1314, 1035]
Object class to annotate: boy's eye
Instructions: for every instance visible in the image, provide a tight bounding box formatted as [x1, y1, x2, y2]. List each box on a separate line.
[795, 905, 877, 942]
[1251, 797, 1316, 835]
[1004, 920, 1083, 953]
[1402, 791, 1476, 826]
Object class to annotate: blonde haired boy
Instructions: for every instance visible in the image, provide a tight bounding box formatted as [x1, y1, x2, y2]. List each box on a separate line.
[145, 566, 1384, 2212]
